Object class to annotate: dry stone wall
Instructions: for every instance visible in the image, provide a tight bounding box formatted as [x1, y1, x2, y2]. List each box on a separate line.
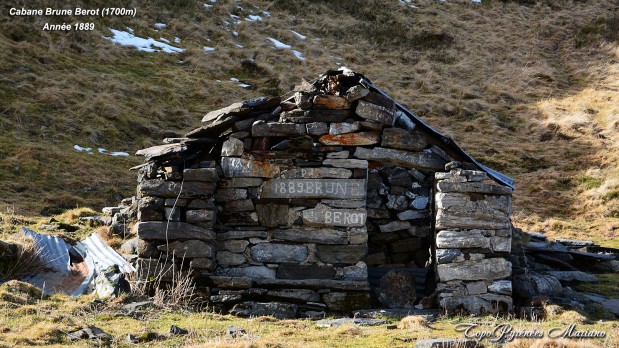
[131, 69, 514, 317]
[434, 163, 513, 315]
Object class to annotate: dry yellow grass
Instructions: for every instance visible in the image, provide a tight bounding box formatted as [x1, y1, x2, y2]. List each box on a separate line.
[397, 315, 430, 330]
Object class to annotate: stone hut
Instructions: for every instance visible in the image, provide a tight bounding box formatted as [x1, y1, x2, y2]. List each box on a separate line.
[132, 68, 515, 317]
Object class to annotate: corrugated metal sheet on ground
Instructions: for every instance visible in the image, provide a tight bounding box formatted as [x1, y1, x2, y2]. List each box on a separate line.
[22, 227, 71, 273]
[79, 232, 135, 274]
[19, 227, 135, 296]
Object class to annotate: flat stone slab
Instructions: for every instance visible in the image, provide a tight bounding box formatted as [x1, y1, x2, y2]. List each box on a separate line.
[602, 299, 619, 316]
[261, 179, 366, 199]
[436, 230, 489, 249]
[381, 127, 428, 151]
[318, 132, 380, 146]
[156, 240, 214, 258]
[280, 167, 352, 179]
[302, 205, 367, 227]
[436, 181, 512, 195]
[355, 100, 395, 124]
[136, 143, 187, 160]
[354, 147, 445, 171]
[138, 179, 216, 198]
[252, 122, 306, 136]
[316, 245, 368, 264]
[254, 278, 370, 291]
[250, 244, 308, 263]
[135, 222, 215, 241]
[231, 301, 298, 319]
[183, 168, 219, 182]
[322, 158, 369, 169]
[546, 271, 598, 283]
[437, 258, 511, 282]
[272, 228, 348, 244]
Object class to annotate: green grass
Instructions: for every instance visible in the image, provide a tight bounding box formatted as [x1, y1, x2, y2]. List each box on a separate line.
[574, 274, 619, 299]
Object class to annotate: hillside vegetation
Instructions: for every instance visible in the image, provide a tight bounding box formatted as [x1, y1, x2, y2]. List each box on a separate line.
[1, 0, 618, 244]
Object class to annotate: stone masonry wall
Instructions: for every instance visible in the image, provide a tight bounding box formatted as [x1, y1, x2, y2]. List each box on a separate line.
[434, 163, 513, 315]
[131, 70, 514, 317]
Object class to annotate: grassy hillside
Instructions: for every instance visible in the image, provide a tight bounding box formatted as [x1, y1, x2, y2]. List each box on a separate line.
[1, 0, 618, 244]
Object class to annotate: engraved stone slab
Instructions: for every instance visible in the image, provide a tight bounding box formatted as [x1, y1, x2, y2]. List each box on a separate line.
[261, 179, 366, 199]
[302, 204, 367, 227]
[280, 167, 352, 179]
[355, 100, 395, 124]
[221, 157, 280, 178]
[354, 147, 445, 171]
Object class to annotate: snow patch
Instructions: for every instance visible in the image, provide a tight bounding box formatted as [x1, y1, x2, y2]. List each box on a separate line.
[110, 152, 130, 157]
[204, 3, 213, 8]
[104, 29, 185, 53]
[74, 145, 93, 154]
[230, 77, 239, 82]
[174, 37, 181, 43]
[268, 37, 291, 49]
[98, 148, 107, 154]
[159, 37, 170, 43]
[246, 15, 262, 21]
[233, 31, 239, 37]
[238, 83, 251, 88]
[472, 0, 481, 3]
[291, 30, 306, 40]
[204, 46, 215, 52]
[154, 23, 166, 29]
[292, 50, 305, 61]
[235, 44, 244, 48]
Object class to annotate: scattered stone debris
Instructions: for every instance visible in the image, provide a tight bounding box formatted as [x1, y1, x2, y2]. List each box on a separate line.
[67, 326, 112, 342]
[122, 300, 153, 312]
[230, 301, 298, 319]
[169, 325, 189, 336]
[94, 264, 131, 299]
[226, 326, 247, 338]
